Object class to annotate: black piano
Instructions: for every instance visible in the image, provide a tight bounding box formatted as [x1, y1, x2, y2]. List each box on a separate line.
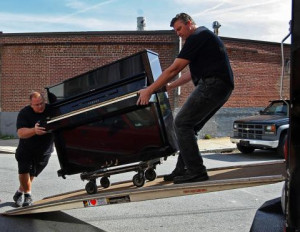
[45, 50, 178, 193]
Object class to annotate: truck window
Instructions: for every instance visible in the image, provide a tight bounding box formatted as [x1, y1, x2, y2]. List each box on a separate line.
[262, 102, 288, 116]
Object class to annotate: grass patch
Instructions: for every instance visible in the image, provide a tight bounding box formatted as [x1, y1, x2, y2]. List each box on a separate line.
[203, 134, 213, 139]
[0, 135, 16, 140]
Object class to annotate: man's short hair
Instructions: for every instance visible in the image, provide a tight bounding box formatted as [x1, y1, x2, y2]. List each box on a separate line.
[170, 13, 196, 27]
[29, 91, 44, 101]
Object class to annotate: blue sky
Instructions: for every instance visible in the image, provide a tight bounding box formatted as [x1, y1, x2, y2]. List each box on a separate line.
[0, 0, 291, 43]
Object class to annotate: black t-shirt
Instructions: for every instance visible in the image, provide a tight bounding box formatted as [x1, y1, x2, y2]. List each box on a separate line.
[16, 104, 53, 155]
[177, 26, 234, 88]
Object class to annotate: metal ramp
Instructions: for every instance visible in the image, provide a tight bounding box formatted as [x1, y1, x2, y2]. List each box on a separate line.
[3, 160, 286, 216]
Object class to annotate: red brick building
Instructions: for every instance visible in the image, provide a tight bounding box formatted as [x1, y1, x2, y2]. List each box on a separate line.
[0, 30, 290, 137]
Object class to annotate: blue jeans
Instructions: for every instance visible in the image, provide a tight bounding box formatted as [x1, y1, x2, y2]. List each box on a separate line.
[174, 76, 233, 174]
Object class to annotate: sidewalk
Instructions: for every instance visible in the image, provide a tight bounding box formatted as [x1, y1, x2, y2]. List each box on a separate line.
[0, 139, 18, 154]
[197, 137, 237, 153]
[0, 137, 237, 154]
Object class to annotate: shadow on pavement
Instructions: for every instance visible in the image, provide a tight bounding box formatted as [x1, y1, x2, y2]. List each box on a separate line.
[203, 150, 282, 163]
[0, 202, 16, 208]
[0, 211, 106, 232]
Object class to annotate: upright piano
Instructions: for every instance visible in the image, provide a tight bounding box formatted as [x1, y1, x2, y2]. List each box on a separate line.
[44, 50, 178, 192]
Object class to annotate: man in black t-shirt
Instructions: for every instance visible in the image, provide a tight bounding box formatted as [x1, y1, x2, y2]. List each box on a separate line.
[13, 92, 53, 207]
[137, 13, 234, 184]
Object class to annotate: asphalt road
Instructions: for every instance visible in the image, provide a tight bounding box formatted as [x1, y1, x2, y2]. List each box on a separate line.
[0, 150, 284, 232]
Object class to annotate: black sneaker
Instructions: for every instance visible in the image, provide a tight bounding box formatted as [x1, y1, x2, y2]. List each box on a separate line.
[174, 171, 209, 184]
[22, 193, 33, 207]
[163, 168, 186, 181]
[13, 191, 23, 207]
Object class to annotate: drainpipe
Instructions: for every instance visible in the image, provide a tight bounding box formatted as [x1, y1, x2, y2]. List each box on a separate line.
[173, 37, 182, 110]
[280, 30, 291, 100]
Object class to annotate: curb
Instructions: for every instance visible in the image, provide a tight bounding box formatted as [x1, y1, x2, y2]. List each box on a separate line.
[0, 137, 237, 155]
[0, 147, 237, 155]
[0, 147, 16, 154]
[201, 148, 236, 154]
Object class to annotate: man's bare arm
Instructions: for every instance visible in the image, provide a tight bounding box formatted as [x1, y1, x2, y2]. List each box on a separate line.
[137, 58, 190, 105]
[18, 123, 47, 139]
[166, 71, 192, 91]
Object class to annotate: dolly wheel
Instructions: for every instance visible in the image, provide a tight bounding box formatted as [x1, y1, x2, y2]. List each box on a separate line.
[85, 180, 98, 194]
[100, 176, 110, 188]
[145, 168, 157, 181]
[133, 173, 145, 187]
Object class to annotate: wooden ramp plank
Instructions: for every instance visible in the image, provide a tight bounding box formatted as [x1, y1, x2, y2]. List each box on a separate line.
[3, 160, 286, 216]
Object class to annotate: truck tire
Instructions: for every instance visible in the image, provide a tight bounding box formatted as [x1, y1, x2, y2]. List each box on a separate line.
[237, 143, 255, 154]
[277, 133, 287, 158]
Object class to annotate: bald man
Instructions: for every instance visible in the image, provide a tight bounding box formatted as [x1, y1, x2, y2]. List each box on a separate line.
[13, 92, 53, 207]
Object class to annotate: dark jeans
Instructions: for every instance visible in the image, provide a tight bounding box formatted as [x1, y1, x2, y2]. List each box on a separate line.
[174, 76, 233, 174]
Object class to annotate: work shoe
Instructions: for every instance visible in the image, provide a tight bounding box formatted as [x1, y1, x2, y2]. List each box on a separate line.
[163, 168, 186, 181]
[22, 193, 33, 207]
[13, 191, 23, 207]
[174, 171, 209, 184]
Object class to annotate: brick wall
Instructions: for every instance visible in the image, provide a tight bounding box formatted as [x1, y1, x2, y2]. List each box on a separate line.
[0, 31, 179, 111]
[174, 38, 290, 109]
[0, 30, 290, 137]
[224, 38, 290, 107]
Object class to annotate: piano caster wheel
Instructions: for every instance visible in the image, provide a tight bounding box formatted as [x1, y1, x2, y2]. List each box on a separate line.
[133, 172, 145, 187]
[145, 168, 156, 181]
[85, 180, 98, 194]
[100, 176, 110, 188]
